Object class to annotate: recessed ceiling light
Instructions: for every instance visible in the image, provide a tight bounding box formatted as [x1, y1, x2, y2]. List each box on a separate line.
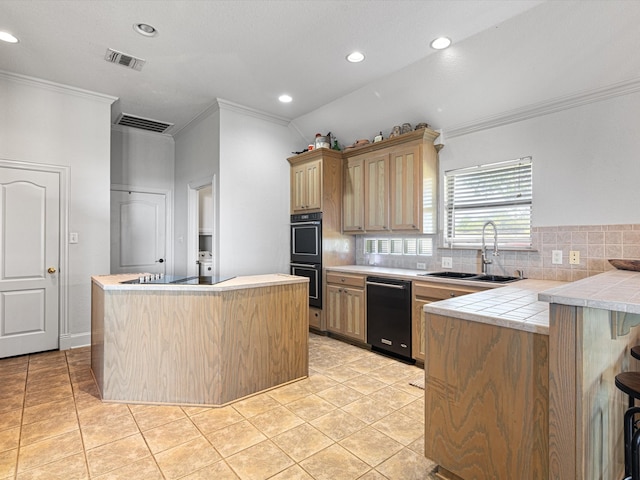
[133, 23, 157, 37]
[346, 51, 365, 63]
[279, 94, 293, 103]
[0, 31, 19, 43]
[430, 37, 451, 50]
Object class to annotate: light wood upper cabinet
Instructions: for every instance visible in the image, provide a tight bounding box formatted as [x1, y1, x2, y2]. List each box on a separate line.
[343, 157, 365, 233]
[342, 128, 440, 234]
[364, 154, 390, 232]
[390, 145, 420, 231]
[291, 158, 322, 212]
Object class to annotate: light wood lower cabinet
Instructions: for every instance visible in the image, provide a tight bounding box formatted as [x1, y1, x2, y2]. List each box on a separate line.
[412, 281, 489, 362]
[424, 313, 548, 479]
[326, 272, 366, 342]
[308, 306, 323, 331]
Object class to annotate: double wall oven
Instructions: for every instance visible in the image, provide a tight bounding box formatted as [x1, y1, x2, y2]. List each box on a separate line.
[290, 212, 322, 308]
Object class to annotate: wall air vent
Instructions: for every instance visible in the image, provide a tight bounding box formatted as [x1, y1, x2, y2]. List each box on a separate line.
[104, 48, 146, 71]
[115, 113, 174, 134]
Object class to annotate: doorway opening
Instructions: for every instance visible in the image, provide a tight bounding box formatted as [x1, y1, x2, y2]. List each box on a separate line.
[187, 176, 216, 277]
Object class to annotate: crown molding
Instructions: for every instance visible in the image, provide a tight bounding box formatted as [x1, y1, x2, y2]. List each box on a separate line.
[174, 98, 291, 138]
[444, 77, 640, 139]
[215, 98, 291, 126]
[0, 70, 117, 104]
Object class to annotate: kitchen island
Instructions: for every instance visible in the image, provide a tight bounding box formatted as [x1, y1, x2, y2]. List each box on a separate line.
[424, 271, 640, 480]
[91, 273, 309, 407]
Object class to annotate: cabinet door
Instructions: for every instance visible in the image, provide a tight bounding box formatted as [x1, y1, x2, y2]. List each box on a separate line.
[343, 157, 365, 233]
[390, 145, 421, 232]
[343, 287, 365, 342]
[364, 154, 390, 231]
[304, 159, 322, 211]
[326, 284, 343, 333]
[412, 298, 429, 362]
[291, 163, 307, 212]
[291, 159, 322, 213]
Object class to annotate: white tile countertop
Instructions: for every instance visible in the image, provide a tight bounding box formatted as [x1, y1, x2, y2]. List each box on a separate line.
[423, 279, 565, 335]
[538, 269, 640, 314]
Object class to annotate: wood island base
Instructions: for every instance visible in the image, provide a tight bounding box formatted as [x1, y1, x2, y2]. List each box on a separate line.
[91, 274, 309, 407]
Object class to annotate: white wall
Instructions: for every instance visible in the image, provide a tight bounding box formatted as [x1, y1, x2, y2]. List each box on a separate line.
[173, 106, 220, 275]
[439, 90, 640, 227]
[217, 105, 293, 277]
[0, 72, 113, 348]
[111, 126, 175, 191]
[173, 100, 299, 278]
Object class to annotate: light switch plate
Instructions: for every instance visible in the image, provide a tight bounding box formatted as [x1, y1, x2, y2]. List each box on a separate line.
[69, 232, 78, 244]
[552, 250, 563, 265]
[442, 257, 453, 268]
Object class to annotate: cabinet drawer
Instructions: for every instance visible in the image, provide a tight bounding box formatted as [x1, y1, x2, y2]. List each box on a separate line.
[413, 282, 485, 300]
[326, 272, 365, 288]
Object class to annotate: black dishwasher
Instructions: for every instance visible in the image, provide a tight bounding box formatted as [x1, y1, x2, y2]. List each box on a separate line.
[366, 276, 413, 361]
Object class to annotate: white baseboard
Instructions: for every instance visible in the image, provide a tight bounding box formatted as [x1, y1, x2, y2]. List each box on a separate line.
[59, 332, 91, 350]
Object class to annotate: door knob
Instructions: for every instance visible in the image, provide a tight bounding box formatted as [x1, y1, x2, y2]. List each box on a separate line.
[157, 258, 164, 263]
[47, 267, 56, 274]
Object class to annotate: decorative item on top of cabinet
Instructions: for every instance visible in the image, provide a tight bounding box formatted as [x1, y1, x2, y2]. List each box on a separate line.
[411, 280, 488, 363]
[287, 148, 343, 214]
[326, 272, 366, 343]
[342, 127, 440, 234]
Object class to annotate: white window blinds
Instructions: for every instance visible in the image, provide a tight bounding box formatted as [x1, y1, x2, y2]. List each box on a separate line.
[444, 157, 532, 248]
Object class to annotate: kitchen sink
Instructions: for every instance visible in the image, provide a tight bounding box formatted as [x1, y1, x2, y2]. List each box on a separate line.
[418, 271, 479, 279]
[418, 271, 522, 283]
[471, 274, 521, 283]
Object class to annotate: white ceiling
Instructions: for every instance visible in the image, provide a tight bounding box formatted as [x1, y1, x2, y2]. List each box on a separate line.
[0, 0, 545, 135]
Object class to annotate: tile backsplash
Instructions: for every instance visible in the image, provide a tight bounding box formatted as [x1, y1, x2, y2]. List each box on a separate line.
[355, 224, 640, 282]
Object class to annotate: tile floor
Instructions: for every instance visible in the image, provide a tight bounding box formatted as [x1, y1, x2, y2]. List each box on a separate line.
[0, 333, 437, 480]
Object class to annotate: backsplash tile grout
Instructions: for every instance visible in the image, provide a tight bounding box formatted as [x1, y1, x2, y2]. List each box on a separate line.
[355, 224, 640, 282]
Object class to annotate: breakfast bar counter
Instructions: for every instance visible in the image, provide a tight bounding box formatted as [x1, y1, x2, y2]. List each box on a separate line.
[91, 273, 309, 407]
[422, 279, 562, 480]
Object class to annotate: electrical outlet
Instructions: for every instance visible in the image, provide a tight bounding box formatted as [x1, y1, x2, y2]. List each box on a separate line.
[570, 250, 580, 265]
[552, 250, 563, 265]
[416, 262, 426, 270]
[442, 257, 453, 269]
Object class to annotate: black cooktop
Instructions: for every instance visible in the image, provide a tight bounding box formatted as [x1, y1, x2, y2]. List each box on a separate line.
[121, 275, 234, 286]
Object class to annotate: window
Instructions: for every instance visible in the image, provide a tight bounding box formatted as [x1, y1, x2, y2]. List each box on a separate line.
[364, 236, 433, 256]
[444, 157, 532, 249]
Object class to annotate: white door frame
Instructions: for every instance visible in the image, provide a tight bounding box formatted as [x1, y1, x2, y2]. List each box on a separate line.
[0, 158, 70, 349]
[111, 184, 174, 276]
[188, 175, 216, 277]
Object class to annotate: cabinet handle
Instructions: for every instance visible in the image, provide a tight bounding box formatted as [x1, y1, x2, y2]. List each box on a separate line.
[450, 293, 456, 297]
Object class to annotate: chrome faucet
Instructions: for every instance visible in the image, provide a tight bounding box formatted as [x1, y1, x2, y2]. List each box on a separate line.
[481, 221, 499, 274]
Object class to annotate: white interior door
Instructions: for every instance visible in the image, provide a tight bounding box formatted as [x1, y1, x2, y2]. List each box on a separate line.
[0, 166, 60, 358]
[111, 190, 166, 274]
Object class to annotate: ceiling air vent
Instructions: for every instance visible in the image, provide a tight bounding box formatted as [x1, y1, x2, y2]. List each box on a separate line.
[104, 48, 146, 71]
[116, 113, 174, 134]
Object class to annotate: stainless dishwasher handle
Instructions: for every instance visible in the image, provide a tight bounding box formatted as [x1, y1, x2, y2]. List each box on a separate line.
[291, 263, 319, 269]
[366, 281, 406, 289]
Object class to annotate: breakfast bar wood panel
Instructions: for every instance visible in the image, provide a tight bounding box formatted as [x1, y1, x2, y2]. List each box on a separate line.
[548, 303, 577, 480]
[91, 274, 308, 406]
[424, 313, 549, 480]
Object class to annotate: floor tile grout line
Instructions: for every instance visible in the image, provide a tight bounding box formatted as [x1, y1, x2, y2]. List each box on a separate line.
[66, 350, 94, 480]
[127, 403, 169, 480]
